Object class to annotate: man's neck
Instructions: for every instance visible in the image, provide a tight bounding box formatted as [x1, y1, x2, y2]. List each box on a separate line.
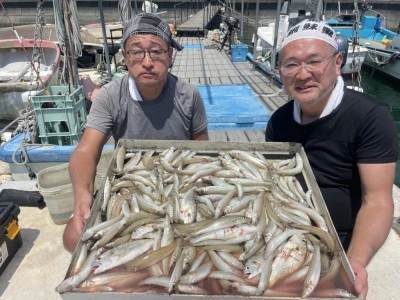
[136, 76, 168, 101]
[139, 86, 164, 101]
[300, 100, 328, 125]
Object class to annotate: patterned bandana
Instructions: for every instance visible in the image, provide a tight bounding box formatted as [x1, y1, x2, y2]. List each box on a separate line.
[279, 19, 338, 51]
[121, 13, 183, 51]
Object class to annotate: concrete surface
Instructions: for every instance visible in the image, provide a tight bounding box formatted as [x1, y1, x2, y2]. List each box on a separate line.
[0, 184, 399, 300]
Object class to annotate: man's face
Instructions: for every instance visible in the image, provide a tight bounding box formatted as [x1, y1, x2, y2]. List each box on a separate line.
[279, 39, 342, 108]
[122, 35, 173, 91]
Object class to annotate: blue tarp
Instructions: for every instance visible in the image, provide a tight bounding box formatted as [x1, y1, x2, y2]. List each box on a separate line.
[182, 44, 204, 49]
[197, 84, 270, 130]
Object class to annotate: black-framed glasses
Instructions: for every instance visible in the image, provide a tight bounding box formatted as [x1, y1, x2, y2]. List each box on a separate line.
[280, 51, 339, 76]
[126, 49, 168, 60]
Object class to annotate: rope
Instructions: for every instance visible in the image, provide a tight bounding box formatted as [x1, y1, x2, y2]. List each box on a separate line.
[53, 0, 83, 57]
[367, 50, 400, 66]
[11, 139, 54, 179]
[53, 0, 66, 53]
[0, 111, 36, 136]
[118, 0, 133, 27]
[67, 0, 83, 57]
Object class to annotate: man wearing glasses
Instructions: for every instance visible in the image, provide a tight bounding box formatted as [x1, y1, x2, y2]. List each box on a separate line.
[265, 20, 397, 299]
[63, 13, 208, 253]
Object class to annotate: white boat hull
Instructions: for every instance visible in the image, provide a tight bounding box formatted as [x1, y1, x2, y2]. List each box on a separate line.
[341, 45, 369, 75]
[0, 39, 60, 120]
[257, 26, 368, 75]
[363, 48, 400, 81]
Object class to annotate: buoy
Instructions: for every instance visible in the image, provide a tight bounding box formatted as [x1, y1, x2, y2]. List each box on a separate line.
[168, 24, 176, 37]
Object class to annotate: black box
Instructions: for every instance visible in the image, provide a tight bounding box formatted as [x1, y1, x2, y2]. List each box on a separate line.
[0, 202, 23, 275]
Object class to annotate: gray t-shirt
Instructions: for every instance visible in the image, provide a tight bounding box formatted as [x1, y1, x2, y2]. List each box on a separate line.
[86, 73, 208, 142]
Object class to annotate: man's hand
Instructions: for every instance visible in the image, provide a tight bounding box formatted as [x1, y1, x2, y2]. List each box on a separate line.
[72, 197, 92, 235]
[350, 258, 368, 299]
[63, 193, 93, 253]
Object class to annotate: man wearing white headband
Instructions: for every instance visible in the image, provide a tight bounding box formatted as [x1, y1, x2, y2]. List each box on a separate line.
[266, 19, 397, 299]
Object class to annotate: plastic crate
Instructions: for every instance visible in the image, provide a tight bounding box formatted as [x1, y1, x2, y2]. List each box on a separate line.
[32, 86, 87, 146]
[197, 84, 270, 130]
[231, 44, 248, 62]
[0, 202, 22, 275]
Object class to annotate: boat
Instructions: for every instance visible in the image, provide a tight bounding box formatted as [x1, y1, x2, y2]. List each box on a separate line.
[0, 39, 61, 121]
[327, 14, 400, 81]
[0, 2, 400, 299]
[255, 0, 368, 76]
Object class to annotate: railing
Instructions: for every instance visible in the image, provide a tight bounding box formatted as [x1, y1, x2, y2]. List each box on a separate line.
[204, 0, 225, 29]
[174, 0, 224, 29]
[174, 0, 203, 27]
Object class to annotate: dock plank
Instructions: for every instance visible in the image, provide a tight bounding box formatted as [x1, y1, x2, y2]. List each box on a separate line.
[170, 36, 287, 120]
[245, 129, 266, 142]
[208, 130, 228, 142]
[225, 130, 249, 142]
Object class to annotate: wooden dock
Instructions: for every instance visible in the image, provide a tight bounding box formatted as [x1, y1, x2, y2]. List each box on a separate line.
[176, 4, 221, 35]
[169, 36, 288, 141]
[176, 8, 207, 33]
[170, 36, 288, 114]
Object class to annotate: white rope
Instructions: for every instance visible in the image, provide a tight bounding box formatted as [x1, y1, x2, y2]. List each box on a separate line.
[53, 0, 83, 57]
[367, 50, 400, 66]
[68, 0, 83, 57]
[118, 0, 133, 27]
[53, 0, 66, 53]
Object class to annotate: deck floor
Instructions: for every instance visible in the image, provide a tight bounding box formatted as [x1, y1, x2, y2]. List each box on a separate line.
[170, 36, 288, 115]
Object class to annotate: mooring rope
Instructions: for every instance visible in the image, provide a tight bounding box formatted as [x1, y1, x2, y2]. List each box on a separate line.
[53, 0, 83, 57]
[367, 49, 400, 66]
[118, 0, 133, 27]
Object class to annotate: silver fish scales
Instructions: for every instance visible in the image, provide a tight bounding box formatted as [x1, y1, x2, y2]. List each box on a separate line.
[57, 148, 355, 298]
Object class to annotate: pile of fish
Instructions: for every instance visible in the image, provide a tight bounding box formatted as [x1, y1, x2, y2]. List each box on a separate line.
[56, 146, 356, 298]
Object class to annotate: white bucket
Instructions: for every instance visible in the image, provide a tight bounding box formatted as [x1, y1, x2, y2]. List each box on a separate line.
[37, 163, 73, 225]
[36, 149, 114, 224]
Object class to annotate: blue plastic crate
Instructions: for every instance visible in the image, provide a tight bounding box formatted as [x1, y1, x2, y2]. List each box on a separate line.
[197, 84, 270, 130]
[231, 44, 248, 62]
[32, 86, 87, 145]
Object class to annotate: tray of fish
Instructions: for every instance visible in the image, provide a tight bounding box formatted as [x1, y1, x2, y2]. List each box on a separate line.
[58, 140, 361, 300]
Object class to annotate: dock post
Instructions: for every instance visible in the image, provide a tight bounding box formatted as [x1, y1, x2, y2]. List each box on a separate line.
[271, 0, 282, 70]
[252, 0, 260, 69]
[240, 0, 244, 42]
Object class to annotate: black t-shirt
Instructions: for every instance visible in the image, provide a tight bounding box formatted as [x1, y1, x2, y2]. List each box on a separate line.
[266, 88, 398, 233]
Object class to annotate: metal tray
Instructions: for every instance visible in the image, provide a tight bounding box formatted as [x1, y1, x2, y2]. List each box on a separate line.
[60, 139, 360, 300]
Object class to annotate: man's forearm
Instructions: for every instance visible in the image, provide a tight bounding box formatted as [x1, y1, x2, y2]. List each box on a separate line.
[69, 150, 98, 206]
[347, 200, 393, 267]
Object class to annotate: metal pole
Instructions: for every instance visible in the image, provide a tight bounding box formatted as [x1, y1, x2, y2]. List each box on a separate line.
[203, 1, 205, 29]
[252, 0, 260, 69]
[98, 0, 112, 79]
[315, 0, 323, 20]
[271, 0, 282, 70]
[240, 0, 244, 42]
[133, 0, 138, 15]
[232, 0, 235, 17]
